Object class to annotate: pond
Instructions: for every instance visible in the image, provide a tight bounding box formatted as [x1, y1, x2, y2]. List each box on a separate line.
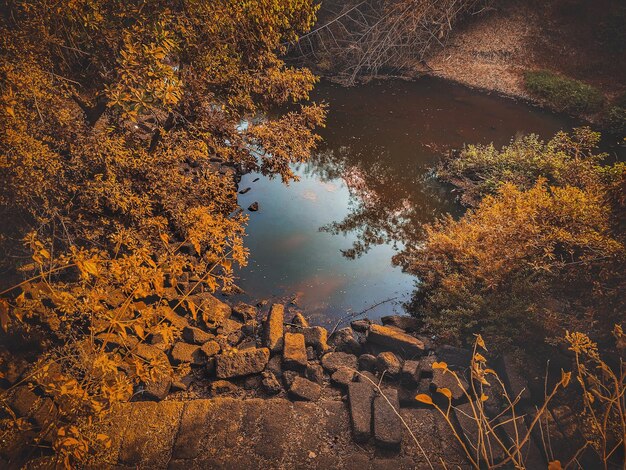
[235, 77, 582, 327]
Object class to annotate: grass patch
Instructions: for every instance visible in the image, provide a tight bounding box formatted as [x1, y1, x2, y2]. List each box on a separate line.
[524, 70, 604, 114]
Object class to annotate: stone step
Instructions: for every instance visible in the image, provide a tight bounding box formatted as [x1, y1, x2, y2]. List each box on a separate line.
[95, 397, 471, 469]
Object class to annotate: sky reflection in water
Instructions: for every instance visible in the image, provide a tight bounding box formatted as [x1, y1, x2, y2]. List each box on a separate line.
[235, 77, 578, 326]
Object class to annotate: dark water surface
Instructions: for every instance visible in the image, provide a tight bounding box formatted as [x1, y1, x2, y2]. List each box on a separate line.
[235, 77, 582, 326]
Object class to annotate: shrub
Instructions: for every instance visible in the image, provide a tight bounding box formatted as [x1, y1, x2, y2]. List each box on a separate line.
[395, 179, 625, 351]
[524, 70, 605, 114]
[438, 127, 620, 206]
[604, 105, 626, 137]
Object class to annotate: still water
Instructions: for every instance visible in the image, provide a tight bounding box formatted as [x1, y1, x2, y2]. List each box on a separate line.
[235, 77, 580, 326]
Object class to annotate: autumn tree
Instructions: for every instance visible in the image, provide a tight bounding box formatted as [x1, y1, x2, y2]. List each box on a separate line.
[0, 1, 324, 465]
[396, 129, 625, 352]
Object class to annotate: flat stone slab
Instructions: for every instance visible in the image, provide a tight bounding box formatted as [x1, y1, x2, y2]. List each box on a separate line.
[265, 304, 284, 352]
[373, 389, 402, 449]
[283, 332, 307, 370]
[367, 324, 425, 357]
[94, 396, 471, 469]
[215, 348, 270, 378]
[348, 382, 375, 442]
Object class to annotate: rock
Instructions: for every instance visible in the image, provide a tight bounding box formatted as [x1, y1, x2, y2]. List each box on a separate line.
[350, 319, 372, 332]
[367, 324, 425, 357]
[237, 337, 257, 350]
[142, 378, 172, 401]
[500, 354, 531, 403]
[233, 302, 257, 321]
[191, 292, 232, 327]
[436, 345, 471, 370]
[243, 375, 263, 390]
[241, 320, 258, 337]
[348, 382, 376, 443]
[419, 354, 436, 378]
[211, 380, 239, 395]
[200, 340, 220, 357]
[135, 344, 172, 375]
[264, 304, 284, 352]
[248, 202, 259, 211]
[171, 342, 204, 366]
[161, 307, 190, 330]
[8, 386, 39, 417]
[282, 370, 299, 388]
[373, 389, 402, 449]
[182, 326, 214, 345]
[357, 354, 378, 372]
[401, 360, 421, 386]
[31, 397, 58, 428]
[265, 355, 283, 378]
[321, 352, 357, 373]
[376, 352, 402, 377]
[430, 367, 468, 402]
[356, 370, 378, 387]
[381, 315, 420, 332]
[217, 318, 242, 335]
[171, 373, 194, 392]
[289, 376, 321, 401]
[215, 348, 270, 379]
[205, 357, 216, 376]
[331, 367, 355, 388]
[329, 327, 361, 355]
[290, 311, 309, 328]
[306, 363, 324, 385]
[283, 332, 307, 370]
[302, 326, 329, 353]
[261, 371, 282, 395]
[227, 330, 244, 346]
[96, 332, 140, 350]
[306, 346, 317, 361]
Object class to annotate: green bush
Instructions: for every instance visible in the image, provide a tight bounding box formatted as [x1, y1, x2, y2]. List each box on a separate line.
[524, 70, 605, 114]
[605, 105, 626, 137]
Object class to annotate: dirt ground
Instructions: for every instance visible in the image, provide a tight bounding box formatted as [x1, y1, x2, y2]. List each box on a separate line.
[424, 0, 626, 110]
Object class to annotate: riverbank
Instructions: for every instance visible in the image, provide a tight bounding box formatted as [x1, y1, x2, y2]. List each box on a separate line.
[421, 0, 625, 125]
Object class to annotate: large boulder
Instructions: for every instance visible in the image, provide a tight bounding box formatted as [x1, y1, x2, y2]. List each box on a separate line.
[215, 348, 270, 379]
[367, 324, 425, 357]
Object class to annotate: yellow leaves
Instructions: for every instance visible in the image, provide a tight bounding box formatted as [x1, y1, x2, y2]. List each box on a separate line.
[560, 369, 571, 388]
[480, 393, 489, 402]
[415, 394, 433, 405]
[475, 334, 486, 350]
[0, 299, 10, 332]
[548, 460, 563, 470]
[432, 361, 448, 371]
[187, 299, 198, 322]
[473, 353, 487, 363]
[436, 387, 452, 400]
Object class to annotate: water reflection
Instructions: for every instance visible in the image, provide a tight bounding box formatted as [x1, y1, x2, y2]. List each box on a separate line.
[236, 78, 578, 324]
